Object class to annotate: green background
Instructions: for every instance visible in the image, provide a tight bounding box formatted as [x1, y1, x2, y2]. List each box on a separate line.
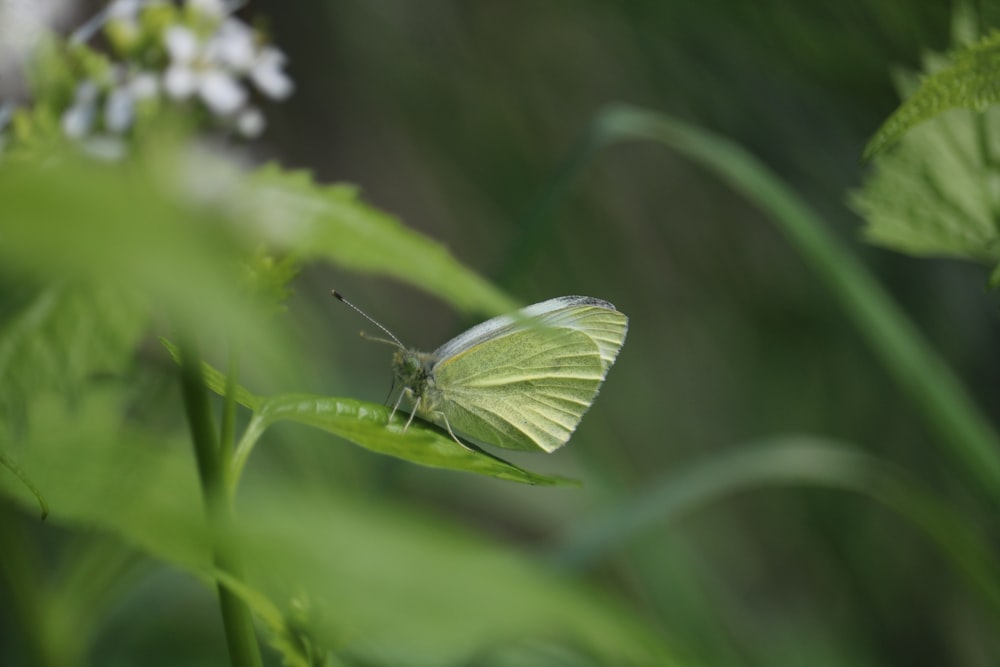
[5, 1, 1000, 666]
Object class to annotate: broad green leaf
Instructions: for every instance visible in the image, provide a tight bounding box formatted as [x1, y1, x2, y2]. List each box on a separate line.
[0, 284, 147, 428]
[162, 338, 575, 486]
[863, 31, 1000, 159]
[0, 391, 674, 666]
[851, 75, 1000, 265]
[248, 394, 576, 486]
[0, 152, 297, 371]
[243, 165, 518, 316]
[233, 485, 670, 667]
[0, 450, 48, 518]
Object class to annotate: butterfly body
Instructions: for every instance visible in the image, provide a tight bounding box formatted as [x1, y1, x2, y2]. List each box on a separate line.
[390, 296, 628, 453]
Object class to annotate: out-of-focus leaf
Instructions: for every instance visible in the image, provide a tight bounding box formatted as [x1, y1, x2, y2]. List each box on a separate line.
[551, 436, 1000, 615]
[562, 104, 1000, 505]
[0, 451, 48, 519]
[161, 338, 261, 411]
[0, 391, 674, 667]
[243, 165, 519, 316]
[0, 152, 297, 378]
[235, 486, 670, 667]
[863, 31, 1000, 160]
[0, 284, 147, 428]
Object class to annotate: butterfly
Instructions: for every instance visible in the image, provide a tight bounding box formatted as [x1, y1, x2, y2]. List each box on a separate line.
[334, 292, 628, 452]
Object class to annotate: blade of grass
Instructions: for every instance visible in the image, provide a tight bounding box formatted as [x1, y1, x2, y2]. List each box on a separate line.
[551, 436, 1000, 615]
[517, 104, 1000, 506]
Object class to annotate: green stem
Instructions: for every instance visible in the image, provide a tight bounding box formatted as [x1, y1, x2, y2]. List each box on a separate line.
[228, 413, 269, 501]
[178, 338, 263, 667]
[220, 343, 240, 488]
[0, 506, 63, 667]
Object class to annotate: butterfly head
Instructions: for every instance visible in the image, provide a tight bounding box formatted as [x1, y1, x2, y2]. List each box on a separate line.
[392, 348, 435, 399]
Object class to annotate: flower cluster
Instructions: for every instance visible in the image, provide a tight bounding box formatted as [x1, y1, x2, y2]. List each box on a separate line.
[2, 0, 294, 158]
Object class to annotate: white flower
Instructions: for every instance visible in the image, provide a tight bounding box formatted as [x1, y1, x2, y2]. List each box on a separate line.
[0, 103, 12, 154]
[164, 64, 198, 99]
[129, 72, 160, 99]
[61, 81, 100, 138]
[107, 0, 146, 20]
[0, 104, 13, 132]
[187, 0, 228, 20]
[198, 69, 246, 115]
[208, 18, 256, 71]
[250, 46, 293, 100]
[59, 0, 293, 146]
[236, 106, 265, 138]
[62, 105, 95, 139]
[164, 25, 199, 63]
[105, 88, 135, 133]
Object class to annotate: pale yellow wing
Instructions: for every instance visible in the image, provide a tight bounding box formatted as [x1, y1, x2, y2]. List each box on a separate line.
[431, 327, 606, 452]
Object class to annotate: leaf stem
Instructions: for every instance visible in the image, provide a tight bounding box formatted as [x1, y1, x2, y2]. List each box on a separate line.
[178, 338, 263, 667]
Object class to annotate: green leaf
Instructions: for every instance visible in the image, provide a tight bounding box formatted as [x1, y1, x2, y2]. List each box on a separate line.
[244, 165, 519, 316]
[863, 31, 1000, 160]
[0, 285, 148, 428]
[0, 391, 673, 666]
[0, 451, 48, 519]
[248, 394, 576, 486]
[0, 149, 299, 379]
[162, 337, 575, 486]
[850, 71, 1000, 265]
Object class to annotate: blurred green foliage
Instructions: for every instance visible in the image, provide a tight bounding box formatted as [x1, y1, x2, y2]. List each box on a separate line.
[4, 1, 1000, 666]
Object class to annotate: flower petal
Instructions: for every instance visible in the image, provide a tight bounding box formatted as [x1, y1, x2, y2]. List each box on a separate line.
[164, 65, 198, 99]
[251, 48, 294, 100]
[209, 18, 256, 71]
[198, 69, 247, 116]
[62, 103, 96, 139]
[105, 88, 135, 133]
[236, 106, 265, 138]
[164, 25, 199, 63]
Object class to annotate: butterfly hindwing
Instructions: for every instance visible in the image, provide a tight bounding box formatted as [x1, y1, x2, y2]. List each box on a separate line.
[430, 327, 606, 452]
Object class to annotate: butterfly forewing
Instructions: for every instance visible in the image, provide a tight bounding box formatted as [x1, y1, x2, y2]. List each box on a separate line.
[520, 299, 628, 372]
[431, 327, 606, 452]
[433, 296, 627, 373]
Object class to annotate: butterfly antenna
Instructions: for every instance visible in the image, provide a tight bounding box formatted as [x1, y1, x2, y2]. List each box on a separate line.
[331, 289, 405, 348]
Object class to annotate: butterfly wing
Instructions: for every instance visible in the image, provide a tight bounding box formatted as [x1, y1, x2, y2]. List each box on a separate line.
[430, 299, 628, 452]
[432, 328, 605, 452]
[434, 296, 628, 373]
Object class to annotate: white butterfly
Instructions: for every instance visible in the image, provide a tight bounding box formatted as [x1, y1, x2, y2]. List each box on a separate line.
[335, 294, 628, 452]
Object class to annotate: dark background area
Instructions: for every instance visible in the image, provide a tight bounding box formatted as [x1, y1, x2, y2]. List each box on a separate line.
[6, 1, 1000, 665]
[251, 2, 1000, 665]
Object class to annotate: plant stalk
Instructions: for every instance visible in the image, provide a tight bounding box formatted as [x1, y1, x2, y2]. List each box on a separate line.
[179, 338, 263, 667]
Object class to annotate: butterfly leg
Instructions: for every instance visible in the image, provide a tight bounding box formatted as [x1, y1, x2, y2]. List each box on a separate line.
[403, 396, 419, 432]
[389, 387, 411, 423]
[436, 412, 475, 452]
